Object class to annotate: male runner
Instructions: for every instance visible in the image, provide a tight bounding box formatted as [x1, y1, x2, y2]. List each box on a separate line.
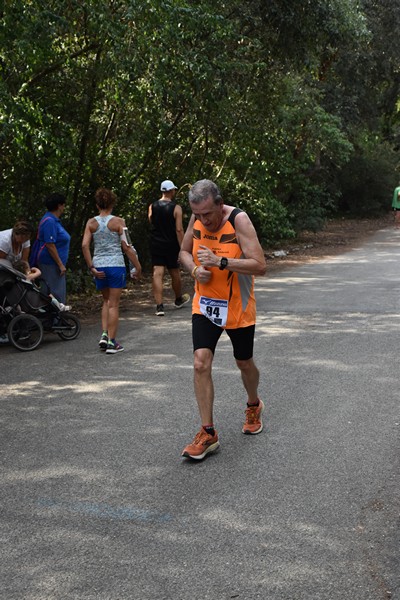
[179, 179, 267, 459]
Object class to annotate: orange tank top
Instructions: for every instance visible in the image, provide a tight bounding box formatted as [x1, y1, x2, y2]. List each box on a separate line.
[192, 209, 256, 329]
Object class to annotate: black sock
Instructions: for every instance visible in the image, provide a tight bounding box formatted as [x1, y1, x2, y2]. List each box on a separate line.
[247, 399, 260, 408]
[203, 425, 215, 436]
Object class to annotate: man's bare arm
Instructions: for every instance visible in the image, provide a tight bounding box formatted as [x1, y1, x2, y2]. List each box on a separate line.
[179, 214, 196, 272]
[196, 212, 267, 276]
[174, 205, 184, 246]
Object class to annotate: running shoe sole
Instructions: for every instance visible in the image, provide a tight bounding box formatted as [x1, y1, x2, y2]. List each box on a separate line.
[243, 423, 263, 435]
[174, 295, 190, 309]
[182, 440, 220, 460]
[106, 347, 124, 354]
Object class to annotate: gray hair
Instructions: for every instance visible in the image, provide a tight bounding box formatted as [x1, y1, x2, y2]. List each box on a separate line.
[188, 179, 222, 206]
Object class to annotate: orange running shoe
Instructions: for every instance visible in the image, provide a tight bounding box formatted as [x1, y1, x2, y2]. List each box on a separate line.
[181, 429, 220, 460]
[242, 399, 264, 434]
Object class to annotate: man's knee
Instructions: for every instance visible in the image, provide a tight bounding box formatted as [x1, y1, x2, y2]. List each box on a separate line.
[193, 349, 213, 375]
[236, 357, 257, 373]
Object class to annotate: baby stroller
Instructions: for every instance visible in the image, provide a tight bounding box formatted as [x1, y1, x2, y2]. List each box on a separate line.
[0, 261, 81, 351]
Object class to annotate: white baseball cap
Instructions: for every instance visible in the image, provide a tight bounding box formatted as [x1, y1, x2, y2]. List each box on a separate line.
[160, 179, 178, 192]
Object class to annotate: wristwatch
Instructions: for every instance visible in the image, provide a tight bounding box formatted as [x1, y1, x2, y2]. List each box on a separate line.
[219, 257, 229, 270]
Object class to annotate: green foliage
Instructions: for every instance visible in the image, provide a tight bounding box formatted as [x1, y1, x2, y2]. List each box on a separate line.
[218, 179, 295, 244]
[66, 267, 93, 296]
[0, 0, 398, 262]
[337, 135, 398, 215]
[245, 196, 296, 245]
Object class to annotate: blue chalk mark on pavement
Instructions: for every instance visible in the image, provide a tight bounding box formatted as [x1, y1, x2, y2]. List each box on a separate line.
[37, 498, 172, 524]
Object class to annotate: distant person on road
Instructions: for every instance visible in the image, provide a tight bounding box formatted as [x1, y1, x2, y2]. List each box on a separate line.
[148, 179, 190, 316]
[36, 193, 71, 305]
[392, 184, 400, 228]
[82, 188, 142, 354]
[179, 179, 267, 460]
[0, 221, 33, 264]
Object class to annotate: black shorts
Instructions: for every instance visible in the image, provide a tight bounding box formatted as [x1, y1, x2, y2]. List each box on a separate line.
[192, 313, 255, 361]
[151, 249, 180, 269]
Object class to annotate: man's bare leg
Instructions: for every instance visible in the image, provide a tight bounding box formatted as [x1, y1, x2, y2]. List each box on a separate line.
[152, 265, 165, 305]
[236, 357, 260, 404]
[193, 348, 215, 425]
[169, 267, 182, 300]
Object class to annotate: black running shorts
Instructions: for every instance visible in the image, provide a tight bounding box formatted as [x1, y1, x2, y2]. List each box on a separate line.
[151, 249, 180, 269]
[192, 313, 255, 361]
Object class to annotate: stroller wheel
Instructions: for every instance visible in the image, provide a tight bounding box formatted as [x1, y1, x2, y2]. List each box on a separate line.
[56, 313, 81, 341]
[7, 314, 44, 351]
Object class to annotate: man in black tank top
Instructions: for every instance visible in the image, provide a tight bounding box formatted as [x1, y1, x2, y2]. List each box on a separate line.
[148, 179, 190, 316]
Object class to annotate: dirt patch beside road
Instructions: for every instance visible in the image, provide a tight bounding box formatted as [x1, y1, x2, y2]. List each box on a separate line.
[264, 213, 393, 274]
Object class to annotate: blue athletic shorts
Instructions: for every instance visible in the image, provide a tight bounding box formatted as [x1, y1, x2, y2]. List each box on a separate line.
[94, 266, 126, 290]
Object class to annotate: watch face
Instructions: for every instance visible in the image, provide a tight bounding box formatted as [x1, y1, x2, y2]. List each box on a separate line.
[220, 257, 228, 270]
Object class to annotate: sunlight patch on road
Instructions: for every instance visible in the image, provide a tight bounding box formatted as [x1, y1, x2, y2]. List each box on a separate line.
[257, 276, 323, 288]
[1, 466, 102, 483]
[201, 507, 274, 532]
[257, 312, 400, 337]
[0, 379, 139, 396]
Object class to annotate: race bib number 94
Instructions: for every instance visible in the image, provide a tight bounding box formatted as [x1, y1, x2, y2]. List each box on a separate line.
[199, 296, 228, 327]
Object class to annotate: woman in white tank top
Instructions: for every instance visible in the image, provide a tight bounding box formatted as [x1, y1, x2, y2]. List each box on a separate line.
[82, 188, 141, 354]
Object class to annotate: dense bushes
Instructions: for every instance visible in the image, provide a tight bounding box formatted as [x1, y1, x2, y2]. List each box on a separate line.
[337, 138, 398, 215]
[0, 0, 398, 283]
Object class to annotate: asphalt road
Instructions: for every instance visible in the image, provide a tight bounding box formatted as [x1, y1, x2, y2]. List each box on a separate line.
[1, 227, 399, 600]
